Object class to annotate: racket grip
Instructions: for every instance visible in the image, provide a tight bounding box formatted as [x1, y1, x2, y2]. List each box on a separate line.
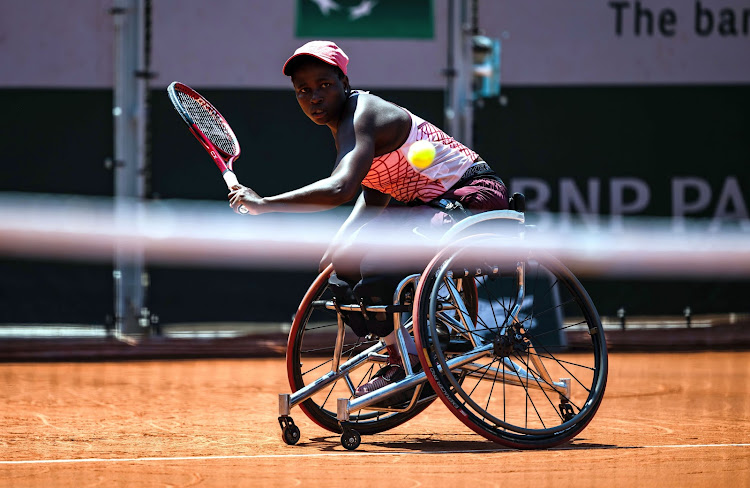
[223, 171, 249, 215]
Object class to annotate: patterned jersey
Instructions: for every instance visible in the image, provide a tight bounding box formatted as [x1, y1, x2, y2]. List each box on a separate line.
[361, 108, 479, 203]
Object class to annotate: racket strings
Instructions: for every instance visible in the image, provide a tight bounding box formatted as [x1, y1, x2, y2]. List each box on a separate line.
[177, 92, 238, 156]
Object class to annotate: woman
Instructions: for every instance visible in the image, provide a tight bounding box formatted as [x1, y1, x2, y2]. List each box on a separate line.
[229, 40, 508, 395]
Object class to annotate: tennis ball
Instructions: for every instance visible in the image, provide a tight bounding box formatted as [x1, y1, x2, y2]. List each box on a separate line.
[407, 140, 436, 170]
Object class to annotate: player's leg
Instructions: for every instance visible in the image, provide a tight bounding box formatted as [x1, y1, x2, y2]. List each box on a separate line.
[344, 205, 446, 396]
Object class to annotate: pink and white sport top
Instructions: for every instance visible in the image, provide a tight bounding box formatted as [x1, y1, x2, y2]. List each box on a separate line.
[361, 108, 479, 203]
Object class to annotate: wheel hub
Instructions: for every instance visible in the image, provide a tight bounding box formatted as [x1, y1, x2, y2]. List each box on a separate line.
[493, 329, 528, 358]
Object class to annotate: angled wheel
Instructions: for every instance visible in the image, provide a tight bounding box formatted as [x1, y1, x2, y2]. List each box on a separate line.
[286, 266, 436, 435]
[341, 429, 361, 450]
[281, 424, 301, 445]
[414, 236, 608, 449]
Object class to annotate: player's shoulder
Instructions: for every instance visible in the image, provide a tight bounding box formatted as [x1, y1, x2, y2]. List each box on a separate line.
[348, 91, 405, 123]
[348, 90, 384, 113]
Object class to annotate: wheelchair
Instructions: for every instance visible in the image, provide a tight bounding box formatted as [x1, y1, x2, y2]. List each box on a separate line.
[278, 194, 608, 450]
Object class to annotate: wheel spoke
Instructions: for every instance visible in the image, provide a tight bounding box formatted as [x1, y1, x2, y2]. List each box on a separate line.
[514, 351, 565, 424]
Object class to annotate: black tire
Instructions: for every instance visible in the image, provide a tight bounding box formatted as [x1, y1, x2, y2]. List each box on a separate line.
[414, 237, 608, 449]
[286, 268, 434, 435]
[281, 424, 301, 445]
[341, 430, 361, 450]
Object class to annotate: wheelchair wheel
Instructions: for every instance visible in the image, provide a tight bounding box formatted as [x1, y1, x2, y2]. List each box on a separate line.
[413, 237, 608, 449]
[286, 266, 436, 435]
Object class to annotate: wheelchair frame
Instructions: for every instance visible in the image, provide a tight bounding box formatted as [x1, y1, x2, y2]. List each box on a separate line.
[278, 207, 607, 450]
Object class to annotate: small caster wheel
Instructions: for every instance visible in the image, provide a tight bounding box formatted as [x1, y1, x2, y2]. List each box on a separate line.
[282, 424, 301, 445]
[278, 415, 300, 445]
[341, 429, 361, 450]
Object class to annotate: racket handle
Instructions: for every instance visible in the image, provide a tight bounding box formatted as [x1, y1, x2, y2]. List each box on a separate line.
[223, 171, 249, 214]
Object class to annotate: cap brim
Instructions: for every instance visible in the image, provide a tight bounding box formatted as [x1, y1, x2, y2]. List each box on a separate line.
[283, 53, 341, 76]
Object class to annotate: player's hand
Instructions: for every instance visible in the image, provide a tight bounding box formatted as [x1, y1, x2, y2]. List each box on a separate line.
[228, 185, 263, 215]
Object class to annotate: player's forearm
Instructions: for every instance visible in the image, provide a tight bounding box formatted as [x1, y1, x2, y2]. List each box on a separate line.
[259, 177, 359, 213]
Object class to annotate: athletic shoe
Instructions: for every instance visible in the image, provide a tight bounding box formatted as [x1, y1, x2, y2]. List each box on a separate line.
[355, 363, 406, 397]
[355, 351, 420, 397]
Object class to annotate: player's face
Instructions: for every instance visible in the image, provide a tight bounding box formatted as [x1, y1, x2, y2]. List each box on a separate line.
[292, 63, 349, 127]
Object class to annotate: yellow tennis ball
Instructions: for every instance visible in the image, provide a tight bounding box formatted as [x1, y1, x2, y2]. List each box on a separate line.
[407, 140, 436, 170]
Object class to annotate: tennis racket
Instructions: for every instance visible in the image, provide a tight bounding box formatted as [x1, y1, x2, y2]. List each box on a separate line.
[167, 81, 248, 214]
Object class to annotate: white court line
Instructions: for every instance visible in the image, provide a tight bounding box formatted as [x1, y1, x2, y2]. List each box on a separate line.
[2, 443, 749, 465]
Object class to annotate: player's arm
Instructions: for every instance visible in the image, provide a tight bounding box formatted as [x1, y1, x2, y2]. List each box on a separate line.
[229, 100, 376, 214]
[319, 187, 391, 271]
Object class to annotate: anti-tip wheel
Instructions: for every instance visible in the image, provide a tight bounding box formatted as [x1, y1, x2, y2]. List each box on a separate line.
[282, 424, 301, 445]
[341, 430, 361, 450]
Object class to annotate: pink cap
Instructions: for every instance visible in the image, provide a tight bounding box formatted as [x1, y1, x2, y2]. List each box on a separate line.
[283, 40, 349, 76]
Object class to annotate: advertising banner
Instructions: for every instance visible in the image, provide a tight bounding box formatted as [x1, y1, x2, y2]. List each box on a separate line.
[296, 0, 434, 39]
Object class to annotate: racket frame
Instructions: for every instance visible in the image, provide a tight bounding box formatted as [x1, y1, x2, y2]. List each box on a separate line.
[167, 81, 246, 205]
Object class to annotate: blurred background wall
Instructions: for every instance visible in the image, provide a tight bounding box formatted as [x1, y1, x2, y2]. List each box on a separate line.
[1, 0, 748, 327]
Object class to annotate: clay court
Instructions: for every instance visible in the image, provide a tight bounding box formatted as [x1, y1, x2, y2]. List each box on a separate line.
[2, 351, 748, 487]
[2, 2, 749, 487]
